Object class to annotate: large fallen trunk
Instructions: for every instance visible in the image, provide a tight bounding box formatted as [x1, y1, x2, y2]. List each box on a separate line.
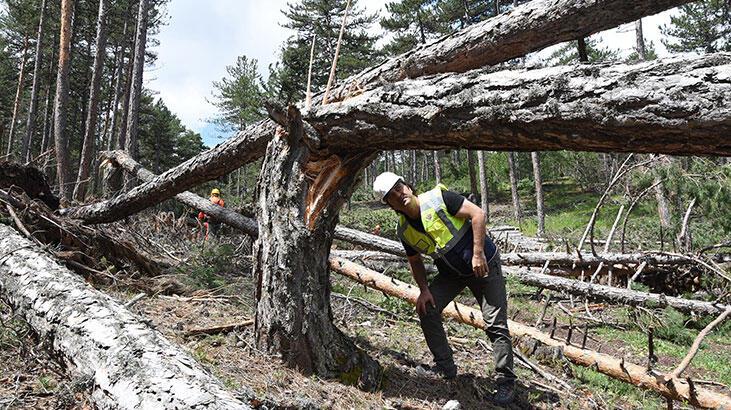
[309, 53, 731, 155]
[322, 0, 696, 103]
[0, 224, 250, 409]
[512, 269, 729, 316]
[328, 257, 731, 409]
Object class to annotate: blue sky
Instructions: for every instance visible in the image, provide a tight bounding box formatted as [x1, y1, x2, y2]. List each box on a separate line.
[146, 2, 678, 148]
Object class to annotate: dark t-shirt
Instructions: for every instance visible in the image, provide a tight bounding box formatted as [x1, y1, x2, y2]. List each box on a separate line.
[400, 190, 498, 276]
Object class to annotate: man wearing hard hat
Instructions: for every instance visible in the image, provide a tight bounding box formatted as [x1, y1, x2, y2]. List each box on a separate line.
[373, 172, 516, 405]
[198, 188, 225, 240]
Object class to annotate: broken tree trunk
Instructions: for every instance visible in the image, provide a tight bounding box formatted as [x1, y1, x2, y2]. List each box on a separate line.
[64, 54, 731, 225]
[308, 53, 731, 155]
[329, 257, 731, 409]
[0, 224, 251, 409]
[322, 0, 697, 103]
[253, 109, 381, 390]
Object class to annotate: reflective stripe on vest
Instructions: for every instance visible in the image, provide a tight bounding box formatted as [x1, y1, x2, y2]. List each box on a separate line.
[397, 187, 471, 258]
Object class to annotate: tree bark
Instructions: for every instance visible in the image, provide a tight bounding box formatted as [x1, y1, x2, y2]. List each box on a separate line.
[53, 0, 74, 202]
[123, 0, 150, 191]
[73, 0, 110, 201]
[635, 19, 647, 60]
[531, 152, 545, 236]
[65, 54, 731, 225]
[477, 150, 490, 222]
[433, 151, 441, 183]
[330, 257, 731, 409]
[21, 0, 48, 162]
[307, 53, 731, 155]
[511, 268, 729, 316]
[0, 225, 252, 409]
[508, 152, 522, 221]
[467, 150, 478, 196]
[322, 0, 696, 103]
[6, 32, 30, 158]
[253, 110, 381, 390]
[577, 37, 588, 62]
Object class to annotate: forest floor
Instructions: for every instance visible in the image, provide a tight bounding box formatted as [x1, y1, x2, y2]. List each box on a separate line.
[1, 184, 730, 409]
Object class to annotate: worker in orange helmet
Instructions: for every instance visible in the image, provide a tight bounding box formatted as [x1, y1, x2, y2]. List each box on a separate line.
[198, 188, 225, 240]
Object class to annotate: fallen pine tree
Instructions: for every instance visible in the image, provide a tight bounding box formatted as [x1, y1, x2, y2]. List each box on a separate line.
[328, 256, 731, 409]
[0, 223, 252, 409]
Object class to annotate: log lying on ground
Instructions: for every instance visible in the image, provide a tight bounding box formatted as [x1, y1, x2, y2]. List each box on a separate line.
[0, 224, 251, 409]
[328, 257, 731, 409]
[512, 269, 729, 316]
[309, 53, 731, 155]
[322, 0, 696, 103]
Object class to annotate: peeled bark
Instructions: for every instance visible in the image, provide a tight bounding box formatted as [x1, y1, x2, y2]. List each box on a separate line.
[53, 0, 74, 202]
[253, 111, 381, 390]
[73, 0, 110, 201]
[123, 0, 149, 191]
[21, 0, 48, 162]
[531, 152, 545, 237]
[0, 224, 251, 409]
[323, 0, 697, 103]
[330, 257, 731, 409]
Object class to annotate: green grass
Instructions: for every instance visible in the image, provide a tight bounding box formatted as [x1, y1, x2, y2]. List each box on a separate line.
[571, 365, 663, 409]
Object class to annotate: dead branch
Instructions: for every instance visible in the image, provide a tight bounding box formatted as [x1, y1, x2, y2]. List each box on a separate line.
[665, 308, 731, 382]
[184, 319, 254, 337]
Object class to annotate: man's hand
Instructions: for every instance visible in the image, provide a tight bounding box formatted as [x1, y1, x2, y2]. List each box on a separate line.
[416, 289, 436, 316]
[472, 251, 489, 277]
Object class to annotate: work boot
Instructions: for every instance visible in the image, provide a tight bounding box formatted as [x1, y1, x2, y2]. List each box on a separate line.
[492, 381, 515, 406]
[415, 363, 457, 380]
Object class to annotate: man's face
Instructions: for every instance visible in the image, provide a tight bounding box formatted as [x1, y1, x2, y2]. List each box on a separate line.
[385, 181, 414, 212]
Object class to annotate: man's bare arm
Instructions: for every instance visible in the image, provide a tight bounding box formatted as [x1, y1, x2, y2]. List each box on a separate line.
[407, 253, 429, 291]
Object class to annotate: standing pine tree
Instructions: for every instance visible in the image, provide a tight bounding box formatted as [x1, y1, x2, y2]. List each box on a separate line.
[209, 55, 267, 131]
[380, 0, 441, 55]
[276, 0, 381, 102]
[661, 0, 731, 53]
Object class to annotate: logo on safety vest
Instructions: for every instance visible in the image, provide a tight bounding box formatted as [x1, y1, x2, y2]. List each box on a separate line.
[425, 213, 433, 222]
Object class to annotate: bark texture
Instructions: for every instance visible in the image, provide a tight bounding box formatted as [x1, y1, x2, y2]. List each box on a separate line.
[531, 152, 545, 236]
[73, 0, 110, 201]
[321, 0, 697, 103]
[330, 257, 731, 409]
[511, 269, 728, 316]
[62, 121, 276, 223]
[0, 224, 251, 409]
[53, 0, 74, 201]
[507, 152, 522, 220]
[308, 53, 731, 155]
[253, 112, 381, 390]
[477, 150, 490, 222]
[7, 33, 30, 158]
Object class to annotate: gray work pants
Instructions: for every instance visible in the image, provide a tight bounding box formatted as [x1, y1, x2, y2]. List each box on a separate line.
[419, 250, 516, 384]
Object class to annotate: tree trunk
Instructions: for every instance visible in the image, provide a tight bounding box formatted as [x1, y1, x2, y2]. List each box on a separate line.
[73, 0, 110, 202]
[6, 32, 30, 158]
[53, 0, 74, 203]
[410, 150, 417, 183]
[21, 0, 48, 162]
[577, 37, 588, 62]
[39, 34, 56, 160]
[123, 0, 150, 191]
[531, 152, 545, 236]
[253, 110, 381, 390]
[635, 19, 646, 60]
[468, 150, 478, 196]
[116, 39, 134, 151]
[507, 152, 522, 220]
[433, 151, 441, 183]
[0, 225, 252, 409]
[477, 150, 490, 222]
[323, 0, 695, 103]
[63, 53, 731, 224]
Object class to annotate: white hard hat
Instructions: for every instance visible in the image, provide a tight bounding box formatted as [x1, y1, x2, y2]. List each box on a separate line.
[373, 172, 403, 204]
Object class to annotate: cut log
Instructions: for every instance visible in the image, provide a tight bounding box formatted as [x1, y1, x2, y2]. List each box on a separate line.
[0, 224, 251, 409]
[321, 0, 697, 103]
[511, 269, 729, 316]
[308, 53, 731, 156]
[328, 257, 731, 409]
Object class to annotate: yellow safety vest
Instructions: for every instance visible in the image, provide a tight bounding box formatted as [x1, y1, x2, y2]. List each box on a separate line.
[397, 186, 471, 258]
